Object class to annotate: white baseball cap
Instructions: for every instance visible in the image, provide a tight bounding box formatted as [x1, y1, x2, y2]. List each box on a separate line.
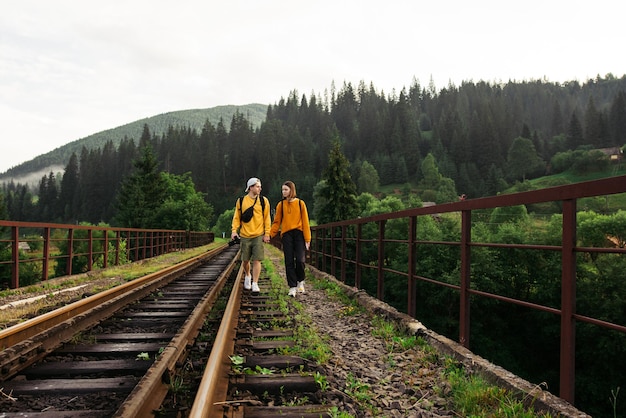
[245, 177, 260, 192]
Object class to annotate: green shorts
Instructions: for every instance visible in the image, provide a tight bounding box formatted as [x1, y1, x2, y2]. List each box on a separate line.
[240, 235, 264, 261]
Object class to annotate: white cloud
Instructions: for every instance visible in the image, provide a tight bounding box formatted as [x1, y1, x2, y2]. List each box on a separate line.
[0, 0, 623, 173]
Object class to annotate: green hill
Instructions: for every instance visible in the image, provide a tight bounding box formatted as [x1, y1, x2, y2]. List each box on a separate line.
[1, 103, 268, 180]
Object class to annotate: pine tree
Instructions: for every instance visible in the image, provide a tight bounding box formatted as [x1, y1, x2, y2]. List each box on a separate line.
[609, 91, 626, 146]
[550, 99, 564, 137]
[36, 172, 59, 221]
[332, 82, 359, 159]
[78, 148, 107, 223]
[584, 96, 602, 147]
[8, 184, 34, 221]
[567, 112, 584, 150]
[99, 140, 119, 221]
[215, 119, 229, 194]
[0, 190, 7, 220]
[114, 144, 167, 228]
[59, 153, 80, 222]
[469, 108, 503, 177]
[313, 140, 358, 224]
[228, 111, 256, 182]
[195, 120, 215, 195]
[257, 119, 281, 182]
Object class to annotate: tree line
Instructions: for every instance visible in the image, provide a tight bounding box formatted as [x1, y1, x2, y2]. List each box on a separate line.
[1, 74, 625, 229]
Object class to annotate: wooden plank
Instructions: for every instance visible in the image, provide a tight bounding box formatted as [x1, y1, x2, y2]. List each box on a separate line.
[120, 311, 189, 318]
[237, 330, 293, 338]
[231, 375, 317, 394]
[21, 359, 151, 378]
[92, 332, 175, 341]
[253, 330, 293, 338]
[244, 406, 331, 418]
[251, 340, 295, 350]
[242, 303, 280, 310]
[245, 355, 306, 369]
[103, 317, 179, 325]
[0, 411, 113, 418]
[55, 342, 165, 354]
[1, 377, 137, 394]
[134, 302, 194, 309]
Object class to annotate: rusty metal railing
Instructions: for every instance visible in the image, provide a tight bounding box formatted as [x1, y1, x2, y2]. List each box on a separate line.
[310, 175, 626, 405]
[0, 220, 214, 289]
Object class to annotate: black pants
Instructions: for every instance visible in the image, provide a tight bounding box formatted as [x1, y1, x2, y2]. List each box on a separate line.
[282, 229, 306, 288]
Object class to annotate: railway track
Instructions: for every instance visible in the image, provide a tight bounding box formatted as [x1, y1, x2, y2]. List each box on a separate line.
[0, 245, 239, 417]
[0, 244, 340, 418]
[189, 275, 332, 418]
[220, 287, 332, 417]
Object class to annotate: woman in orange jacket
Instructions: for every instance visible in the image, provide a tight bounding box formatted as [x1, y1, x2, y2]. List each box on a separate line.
[270, 181, 311, 297]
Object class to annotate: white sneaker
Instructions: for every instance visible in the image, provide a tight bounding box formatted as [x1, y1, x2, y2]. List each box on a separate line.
[244, 275, 252, 290]
[251, 282, 260, 293]
[297, 281, 305, 293]
[288, 287, 297, 297]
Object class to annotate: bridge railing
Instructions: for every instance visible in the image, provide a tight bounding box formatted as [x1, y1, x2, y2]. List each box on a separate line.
[0, 220, 214, 290]
[309, 175, 626, 404]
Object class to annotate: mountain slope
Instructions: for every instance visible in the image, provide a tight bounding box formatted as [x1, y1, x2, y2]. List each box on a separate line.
[1, 103, 268, 182]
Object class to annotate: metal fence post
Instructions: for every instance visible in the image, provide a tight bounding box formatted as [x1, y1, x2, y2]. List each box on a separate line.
[377, 220, 385, 300]
[407, 216, 417, 317]
[459, 210, 472, 348]
[11, 226, 19, 288]
[560, 199, 577, 403]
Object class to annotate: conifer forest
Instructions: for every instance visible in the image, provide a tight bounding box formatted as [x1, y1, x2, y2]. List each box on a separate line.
[1, 75, 625, 226]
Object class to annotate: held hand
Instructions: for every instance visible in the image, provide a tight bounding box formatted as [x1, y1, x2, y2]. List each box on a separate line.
[263, 235, 270, 243]
[231, 232, 239, 240]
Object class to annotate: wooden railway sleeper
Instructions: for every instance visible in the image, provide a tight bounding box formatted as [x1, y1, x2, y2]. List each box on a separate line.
[0, 251, 219, 381]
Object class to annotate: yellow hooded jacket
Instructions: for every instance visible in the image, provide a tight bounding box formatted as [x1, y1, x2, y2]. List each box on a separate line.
[232, 195, 271, 238]
[270, 198, 311, 243]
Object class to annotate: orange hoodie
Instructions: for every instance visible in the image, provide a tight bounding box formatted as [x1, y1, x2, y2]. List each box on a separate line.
[270, 198, 311, 243]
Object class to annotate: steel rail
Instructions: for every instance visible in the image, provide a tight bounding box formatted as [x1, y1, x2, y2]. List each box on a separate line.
[0, 245, 226, 381]
[113, 248, 239, 417]
[188, 266, 243, 418]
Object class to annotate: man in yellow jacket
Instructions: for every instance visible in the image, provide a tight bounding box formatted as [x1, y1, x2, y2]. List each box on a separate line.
[231, 177, 271, 292]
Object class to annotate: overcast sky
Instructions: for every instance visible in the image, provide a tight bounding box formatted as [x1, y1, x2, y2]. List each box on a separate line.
[1, 0, 623, 173]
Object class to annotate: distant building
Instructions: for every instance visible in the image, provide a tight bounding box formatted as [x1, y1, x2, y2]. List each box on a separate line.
[597, 147, 624, 161]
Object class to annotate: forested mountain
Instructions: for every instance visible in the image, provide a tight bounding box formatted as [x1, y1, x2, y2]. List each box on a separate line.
[0, 104, 268, 180]
[2, 75, 625, 226]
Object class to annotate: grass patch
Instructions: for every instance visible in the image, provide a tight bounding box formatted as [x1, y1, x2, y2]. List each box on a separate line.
[0, 243, 218, 329]
[306, 272, 557, 417]
[443, 360, 556, 417]
[260, 256, 333, 364]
